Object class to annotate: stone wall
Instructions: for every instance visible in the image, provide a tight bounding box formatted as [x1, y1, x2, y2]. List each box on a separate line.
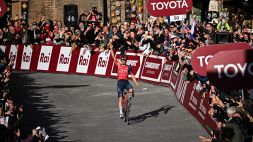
[28, 0, 147, 25]
[29, 0, 103, 24]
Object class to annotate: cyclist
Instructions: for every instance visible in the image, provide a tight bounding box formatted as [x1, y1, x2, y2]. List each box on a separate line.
[110, 50, 139, 119]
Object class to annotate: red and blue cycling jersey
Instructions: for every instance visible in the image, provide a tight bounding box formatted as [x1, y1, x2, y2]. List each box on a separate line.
[115, 60, 132, 80]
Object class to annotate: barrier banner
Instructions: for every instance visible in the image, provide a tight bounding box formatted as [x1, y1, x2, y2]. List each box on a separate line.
[160, 60, 173, 86]
[21, 45, 33, 70]
[56, 46, 72, 72]
[37, 45, 53, 71]
[94, 51, 111, 76]
[76, 48, 91, 74]
[169, 62, 180, 91]
[111, 51, 144, 79]
[140, 55, 165, 83]
[175, 71, 188, 104]
[9, 45, 18, 69]
[183, 81, 217, 134]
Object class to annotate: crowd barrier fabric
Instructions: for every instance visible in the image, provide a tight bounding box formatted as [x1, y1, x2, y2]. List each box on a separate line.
[110, 51, 144, 79]
[140, 54, 166, 84]
[1, 44, 217, 135]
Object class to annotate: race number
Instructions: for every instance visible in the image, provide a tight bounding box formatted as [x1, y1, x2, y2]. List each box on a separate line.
[170, 14, 186, 22]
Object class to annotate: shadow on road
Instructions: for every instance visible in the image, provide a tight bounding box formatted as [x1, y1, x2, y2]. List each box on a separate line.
[28, 84, 90, 89]
[10, 72, 82, 142]
[129, 105, 175, 125]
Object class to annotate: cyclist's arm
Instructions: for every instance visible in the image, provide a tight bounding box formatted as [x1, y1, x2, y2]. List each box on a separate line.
[110, 50, 118, 65]
[130, 72, 139, 86]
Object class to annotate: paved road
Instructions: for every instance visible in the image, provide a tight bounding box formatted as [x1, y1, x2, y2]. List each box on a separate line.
[10, 72, 208, 142]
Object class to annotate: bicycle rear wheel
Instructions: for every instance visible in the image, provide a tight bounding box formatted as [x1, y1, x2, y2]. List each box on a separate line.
[124, 106, 128, 123]
[126, 101, 130, 125]
[122, 95, 128, 122]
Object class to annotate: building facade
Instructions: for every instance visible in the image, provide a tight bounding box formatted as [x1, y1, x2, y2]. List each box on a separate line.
[3, 0, 253, 26]
[4, 0, 146, 25]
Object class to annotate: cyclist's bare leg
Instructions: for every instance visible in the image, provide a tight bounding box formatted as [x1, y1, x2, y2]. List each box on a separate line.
[118, 96, 123, 109]
[118, 95, 123, 118]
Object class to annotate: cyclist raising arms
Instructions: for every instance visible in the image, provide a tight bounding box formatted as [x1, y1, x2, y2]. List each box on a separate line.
[110, 50, 139, 119]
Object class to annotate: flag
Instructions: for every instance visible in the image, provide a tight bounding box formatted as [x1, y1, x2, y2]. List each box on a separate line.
[190, 21, 195, 40]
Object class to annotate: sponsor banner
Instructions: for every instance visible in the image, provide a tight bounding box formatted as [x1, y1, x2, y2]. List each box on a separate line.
[146, 0, 192, 17]
[111, 52, 143, 78]
[187, 83, 200, 112]
[0, 45, 6, 53]
[37, 45, 53, 71]
[169, 62, 180, 90]
[21, 45, 33, 70]
[56, 47, 72, 72]
[160, 60, 173, 84]
[184, 81, 210, 121]
[140, 55, 165, 82]
[76, 48, 91, 74]
[94, 51, 111, 75]
[9, 45, 18, 69]
[175, 72, 188, 104]
[191, 43, 252, 76]
[184, 81, 209, 121]
[207, 49, 253, 90]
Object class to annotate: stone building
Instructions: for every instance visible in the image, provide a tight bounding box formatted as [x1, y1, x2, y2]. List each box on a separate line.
[29, 0, 105, 23]
[5, 0, 146, 25]
[4, 0, 252, 26]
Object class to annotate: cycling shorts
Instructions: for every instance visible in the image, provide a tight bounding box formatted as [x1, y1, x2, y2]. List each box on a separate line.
[117, 80, 133, 98]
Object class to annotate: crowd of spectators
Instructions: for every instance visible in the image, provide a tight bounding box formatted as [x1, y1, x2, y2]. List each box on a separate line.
[0, 52, 49, 141]
[0, 6, 253, 142]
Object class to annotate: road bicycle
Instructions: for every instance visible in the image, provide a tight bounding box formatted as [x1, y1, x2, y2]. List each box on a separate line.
[122, 91, 132, 125]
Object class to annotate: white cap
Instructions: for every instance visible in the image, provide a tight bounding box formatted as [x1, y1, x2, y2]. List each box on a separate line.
[36, 126, 41, 130]
[171, 34, 178, 39]
[227, 107, 236, 115]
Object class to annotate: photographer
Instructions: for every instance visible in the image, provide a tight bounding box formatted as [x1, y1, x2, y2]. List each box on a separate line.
[87, 6, 99, 24]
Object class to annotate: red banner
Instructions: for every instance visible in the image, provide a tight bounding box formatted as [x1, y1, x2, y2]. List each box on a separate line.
[168, 63, 180, 91]
[191, 42, 251, 76]
[146, 0, 192, 17]
[183, 81, 217, 134]
[160, 60, 174, 86]
[110, 51, 144, 79]
[140, 55, 165, 83]
[207, 49, 253, 90]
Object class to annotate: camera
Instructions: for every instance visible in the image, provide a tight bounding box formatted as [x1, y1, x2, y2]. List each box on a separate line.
[35, 126, 49, 141]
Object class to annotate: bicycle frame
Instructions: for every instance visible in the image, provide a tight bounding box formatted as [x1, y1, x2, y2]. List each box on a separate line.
[122, 92, 130, 124]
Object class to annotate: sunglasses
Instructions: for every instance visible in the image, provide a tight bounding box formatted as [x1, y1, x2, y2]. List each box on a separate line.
[121, 58, 126, 61]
